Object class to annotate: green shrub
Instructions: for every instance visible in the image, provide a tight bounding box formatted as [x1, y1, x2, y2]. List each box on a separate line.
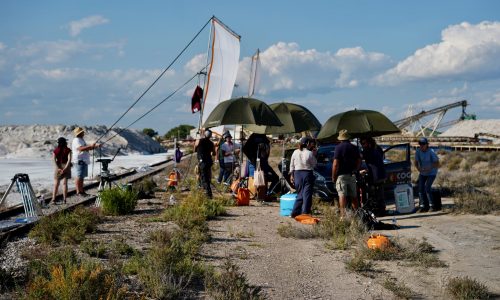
[316, 206, 367, 250]
[100, 187, 138, 215]
[138, 229, 206, 299]
[29, 207, 101, 245]
[133, 178, 157, 199]
[0, 267, 18, 293]
[446, 276, 490, 300]
[110, 239, 136, 257]
[345, 256, 375, 275]
[80, 240, 107, 258]
[205, 260, 264, 300]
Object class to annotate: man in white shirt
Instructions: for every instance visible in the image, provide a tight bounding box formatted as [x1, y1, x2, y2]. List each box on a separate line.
[72, 127, 100, 196]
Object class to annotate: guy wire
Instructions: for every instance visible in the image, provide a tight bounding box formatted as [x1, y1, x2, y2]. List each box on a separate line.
[101, 71, 200, 145]
[96, 17, 212, 143]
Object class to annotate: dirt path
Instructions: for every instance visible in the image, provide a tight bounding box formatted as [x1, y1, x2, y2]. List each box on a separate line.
[202, 198, 500, 299]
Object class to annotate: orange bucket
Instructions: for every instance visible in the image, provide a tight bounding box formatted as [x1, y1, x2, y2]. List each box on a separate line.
[367, 234, 391, 250]
[236, 188, 250, 206]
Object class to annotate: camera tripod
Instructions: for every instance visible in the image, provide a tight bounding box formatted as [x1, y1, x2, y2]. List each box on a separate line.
[95, 148, 121, 207]
[267, 157, 292, 196]
[0, 173, 43, 221]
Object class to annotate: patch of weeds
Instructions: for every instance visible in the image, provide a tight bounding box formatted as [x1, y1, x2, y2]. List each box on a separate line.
[315, 206, 367, 249]
[345, 255, 375, 276]
[110, 238, 136, 257]
[446, 155, 463, 171]
[360, 237, 446, 268]
[0, 267, 19, 293]
[382, 277, 416, 300]
[122, 253, 143, 276]
[80, 240, 107, 258]
[100, 187, 138, 215]
[24, 247, 127, 299]
[29, 207, 101, 245]
[446, 276, 490, 300]
[133, 178, 157, 199]
[228, 226, 255, 239]
[233, 245, 250, 260]
[205, 259, 265, 300]
[453, 190, 500, 214]
[138, 228, 206, 299]
[277, 223, 318, 239]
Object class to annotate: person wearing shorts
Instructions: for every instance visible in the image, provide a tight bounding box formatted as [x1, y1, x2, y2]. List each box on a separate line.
[332, 129, 361, 216]
[51, 137, 72, 204]
[71, 127, 100, 196]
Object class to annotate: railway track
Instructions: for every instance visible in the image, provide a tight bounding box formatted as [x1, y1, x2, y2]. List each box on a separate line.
[0, 156, 186, 244]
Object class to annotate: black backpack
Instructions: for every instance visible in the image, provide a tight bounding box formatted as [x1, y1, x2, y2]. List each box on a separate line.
[356, 208, 399, 230]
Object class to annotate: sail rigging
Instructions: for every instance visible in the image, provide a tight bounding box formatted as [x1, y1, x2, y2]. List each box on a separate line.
[200, 17, 241, 135]
[248, 48, 261, 97]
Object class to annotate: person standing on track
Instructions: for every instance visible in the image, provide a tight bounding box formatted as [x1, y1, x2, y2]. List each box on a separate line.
[72, 127, 100, 196]
[51, 137, 72, 204]
[195, 129, 215, 199]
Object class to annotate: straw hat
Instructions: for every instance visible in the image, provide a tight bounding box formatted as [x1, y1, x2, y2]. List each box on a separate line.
[73, 127, 85, 137]
[337, 129, 350, 141]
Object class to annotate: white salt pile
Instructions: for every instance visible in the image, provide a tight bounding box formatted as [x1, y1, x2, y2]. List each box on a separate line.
[0, 124, 165, 158]
[440, 120, 500, 144]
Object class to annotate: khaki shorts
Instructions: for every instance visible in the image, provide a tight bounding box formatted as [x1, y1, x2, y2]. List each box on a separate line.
[335, 174, 357, 197]
[54, 164, 71, 180]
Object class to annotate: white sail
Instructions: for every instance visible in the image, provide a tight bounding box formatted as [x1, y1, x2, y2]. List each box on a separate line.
[201, 17, 241, 135]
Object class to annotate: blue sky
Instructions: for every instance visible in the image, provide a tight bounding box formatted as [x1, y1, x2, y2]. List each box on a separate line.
[1, 0, 499, 135]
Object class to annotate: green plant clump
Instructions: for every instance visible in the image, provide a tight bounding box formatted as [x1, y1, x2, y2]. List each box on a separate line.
[446, 276, 490, 300]
[205, 260, 264, 300]
[29, 207, 101, 245]
[24, 247, 127, 299]
[100, 187, 138, 215]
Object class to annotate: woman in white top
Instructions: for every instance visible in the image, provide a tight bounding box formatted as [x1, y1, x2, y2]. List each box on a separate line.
[289, 137, 317, 217]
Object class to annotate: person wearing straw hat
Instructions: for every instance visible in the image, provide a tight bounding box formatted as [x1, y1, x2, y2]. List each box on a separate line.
[71, 127, 100, 196]
[332, 129, 361, 216]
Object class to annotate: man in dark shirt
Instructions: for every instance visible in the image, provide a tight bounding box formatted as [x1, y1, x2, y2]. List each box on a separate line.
[332, 129, 361, 216]
[360, 137, 387, 216]
[195, 129, 215, 199]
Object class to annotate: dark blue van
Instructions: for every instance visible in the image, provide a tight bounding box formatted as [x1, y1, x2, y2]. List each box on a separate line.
[278, 143, 412, 203]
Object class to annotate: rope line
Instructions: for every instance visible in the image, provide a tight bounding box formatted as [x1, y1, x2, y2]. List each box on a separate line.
[102, 72, 200, 145]
[96, 17, 213, 143]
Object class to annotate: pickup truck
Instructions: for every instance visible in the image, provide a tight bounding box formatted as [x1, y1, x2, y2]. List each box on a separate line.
[278, 143, 412, 204]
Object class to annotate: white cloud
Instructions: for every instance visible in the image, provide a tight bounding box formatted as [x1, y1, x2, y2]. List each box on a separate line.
[235, 42, 390, 97]
[68, 15, 109, 37]
[376, 21, 500, 85]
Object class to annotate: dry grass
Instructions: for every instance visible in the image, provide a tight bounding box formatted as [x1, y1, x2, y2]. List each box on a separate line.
[446, 276, 490, 300]
[382, 277, 416, 299]
[432, 151, 500, 214]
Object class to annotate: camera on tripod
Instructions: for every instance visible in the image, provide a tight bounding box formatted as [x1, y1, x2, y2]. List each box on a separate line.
[96, 148, 121, 177]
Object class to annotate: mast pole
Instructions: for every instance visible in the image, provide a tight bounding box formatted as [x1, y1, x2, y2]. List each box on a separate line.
[198, 16, 215, 135]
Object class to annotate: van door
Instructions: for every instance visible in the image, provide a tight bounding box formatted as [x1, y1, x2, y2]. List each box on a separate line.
[382, 143, 411, 202]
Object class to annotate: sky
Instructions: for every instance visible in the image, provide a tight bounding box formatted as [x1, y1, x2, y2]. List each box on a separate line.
[1, 0, 500, 135]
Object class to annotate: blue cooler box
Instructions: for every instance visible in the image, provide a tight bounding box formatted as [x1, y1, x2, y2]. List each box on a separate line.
[280, 193, 297, 216]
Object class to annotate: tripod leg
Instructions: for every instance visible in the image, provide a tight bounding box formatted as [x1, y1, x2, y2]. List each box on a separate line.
[0, 179, 16, 207]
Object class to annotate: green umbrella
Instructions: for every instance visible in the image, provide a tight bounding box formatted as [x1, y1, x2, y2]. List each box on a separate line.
[246, 102, 322, 134]
[202, 97, 283, 128]
[317, 109, 400, 142]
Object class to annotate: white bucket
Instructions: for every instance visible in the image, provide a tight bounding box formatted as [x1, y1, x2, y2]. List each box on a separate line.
[394, 184, 415, 214]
